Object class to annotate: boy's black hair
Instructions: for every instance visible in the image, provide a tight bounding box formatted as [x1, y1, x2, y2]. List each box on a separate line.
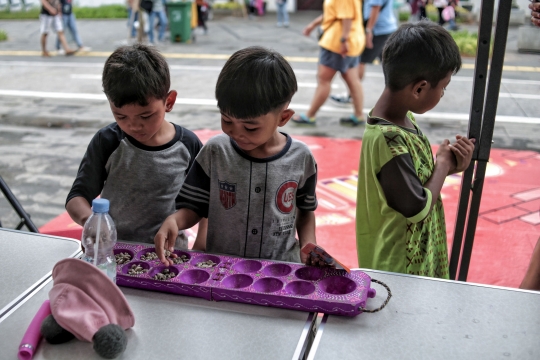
[102, 44, 170, 108]
[382, 20, 461, 91]
[215, 46, 298, 119]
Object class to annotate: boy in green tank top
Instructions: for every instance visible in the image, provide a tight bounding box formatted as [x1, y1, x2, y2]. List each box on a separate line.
[356, 20, 475, 278]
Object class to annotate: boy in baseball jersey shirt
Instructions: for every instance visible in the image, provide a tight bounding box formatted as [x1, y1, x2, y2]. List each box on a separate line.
[155, 46, 319, 265]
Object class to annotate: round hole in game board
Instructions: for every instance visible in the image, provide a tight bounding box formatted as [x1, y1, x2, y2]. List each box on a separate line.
[136, 248, 159, 261]
[191, 254, 221, 267]
[253, 277, 283, 293]
[294, 266, 324, 281]
[114, 249, 134, 265]
[148, 265, 179, 280]
[179, 269, 210, 284]
[222, 274, 253, 289]
[284, 281, 316, 296]
[121, 261, 150, 276]
[233, 260, 263, 273]
[262, 263, 292, 277]
[318, 276, 357, 295]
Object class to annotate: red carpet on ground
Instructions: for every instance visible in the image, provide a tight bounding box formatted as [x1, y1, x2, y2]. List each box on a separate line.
[40, 130, 540, 288]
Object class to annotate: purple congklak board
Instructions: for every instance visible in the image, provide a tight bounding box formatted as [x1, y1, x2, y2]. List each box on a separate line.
[115, 243, 376, 317]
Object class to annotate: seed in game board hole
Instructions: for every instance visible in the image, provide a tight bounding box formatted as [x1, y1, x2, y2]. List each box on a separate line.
[197, 260, 217, 268]
[115, 252, 132, 265]
[153, 269, 176, 280]
[140, 251, 158, 261]
[127, 264, 148, 275]
[171, 255, 188, 264]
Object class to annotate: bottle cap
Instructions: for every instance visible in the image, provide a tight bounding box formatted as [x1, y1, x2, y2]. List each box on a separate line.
[92, 199, 110, 213]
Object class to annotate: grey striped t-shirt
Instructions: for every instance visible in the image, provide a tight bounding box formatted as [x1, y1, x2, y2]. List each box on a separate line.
[177, 133, 318, 263]
[67, 122, 202, 245]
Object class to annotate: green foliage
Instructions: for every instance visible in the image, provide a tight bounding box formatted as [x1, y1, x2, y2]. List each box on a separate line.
[398, 11, 410, 22]
[0, 7, 40, 19]
[450, 30, 479, 57]
[0, 5, 127, 20]
[0, 29, 7, 41]
[73, 5, 128, 18]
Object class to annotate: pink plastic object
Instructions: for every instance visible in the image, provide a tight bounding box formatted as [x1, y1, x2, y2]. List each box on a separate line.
[115, 244, 375, 317]
[18, 300, 51, 360]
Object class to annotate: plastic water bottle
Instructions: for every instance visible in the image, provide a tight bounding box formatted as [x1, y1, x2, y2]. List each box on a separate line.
[82, 199, 117, 283]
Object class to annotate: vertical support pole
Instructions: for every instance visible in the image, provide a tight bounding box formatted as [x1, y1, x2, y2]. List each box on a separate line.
[457, 0, 513, 281]
[449, 0, 495, 279]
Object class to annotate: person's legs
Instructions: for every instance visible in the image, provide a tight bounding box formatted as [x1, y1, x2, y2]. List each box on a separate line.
[148, 11, 156, 43]
[40, 14, 51, 56]
[157, 10, 168, 41]
[306, 64, 337, 118]
[341, 65, 364, 120]
[276, 3, 283, 26]
[282, 3, 289, 26]
[437, 7, 445, 25]
[67, 13, 84, 48]
[56, 14, 68, 51]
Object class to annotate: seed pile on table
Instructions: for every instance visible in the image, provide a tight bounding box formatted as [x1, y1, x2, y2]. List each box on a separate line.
[154, 268, 176, 280]
[115, 252, 132, 265]
[197, 260, 217, 268]
[140, 252, 158, 261]
[127, 264, 148, 275]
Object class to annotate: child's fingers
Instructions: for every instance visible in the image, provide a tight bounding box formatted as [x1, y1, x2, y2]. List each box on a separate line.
[154, 232, 170, 265]
[450, 144, 466, 159]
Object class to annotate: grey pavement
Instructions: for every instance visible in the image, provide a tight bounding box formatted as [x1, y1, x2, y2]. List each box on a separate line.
[0, 12, 539, 230]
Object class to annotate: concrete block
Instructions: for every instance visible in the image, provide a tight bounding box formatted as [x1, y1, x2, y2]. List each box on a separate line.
[518, 25, 540, 53]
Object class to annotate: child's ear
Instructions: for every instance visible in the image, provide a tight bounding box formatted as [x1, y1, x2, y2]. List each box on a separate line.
[165, 90, 178, 113]
[279, 109, 295, 127]
[412, 80, 428, 99]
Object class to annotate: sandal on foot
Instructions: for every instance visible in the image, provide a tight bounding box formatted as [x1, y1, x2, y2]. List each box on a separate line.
[339, 114, 364, 127]
[291, 113, 316, 126]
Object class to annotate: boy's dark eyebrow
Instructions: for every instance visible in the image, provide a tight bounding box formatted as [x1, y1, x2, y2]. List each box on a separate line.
[220, 113, 259, 125]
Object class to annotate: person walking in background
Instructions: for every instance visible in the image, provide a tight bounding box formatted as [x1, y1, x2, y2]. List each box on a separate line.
[40, 0, 76, 57]
[442, 0, 458, 31]
[149, 0, 168, 44]
[330, 0, 397, 112]
[196, 0, 208, 34]
[433, 0, 448, 25]
[276, 0, 289, 27]
[291, 0, 365, 126]
[56, 0, 91, 55]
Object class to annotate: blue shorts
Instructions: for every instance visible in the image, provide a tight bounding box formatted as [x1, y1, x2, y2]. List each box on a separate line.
[319, 47, 359, 74]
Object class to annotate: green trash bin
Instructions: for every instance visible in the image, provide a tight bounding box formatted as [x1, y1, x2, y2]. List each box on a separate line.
[167, 1, 192, 43]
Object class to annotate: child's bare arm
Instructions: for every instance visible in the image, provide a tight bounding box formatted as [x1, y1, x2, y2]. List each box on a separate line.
[424, 139, 455, 210]
[296, 209, 317, 264]
[192, 217, 208, 251]
[66, 196, 93, 227]
[303, 15, 323, 36]
[154, 208, 202, 265]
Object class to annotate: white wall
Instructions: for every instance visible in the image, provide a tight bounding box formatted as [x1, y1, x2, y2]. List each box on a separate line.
[74, 0, 125, 7]
[469, 0, 532, 17]
[265, 0, 296, 13]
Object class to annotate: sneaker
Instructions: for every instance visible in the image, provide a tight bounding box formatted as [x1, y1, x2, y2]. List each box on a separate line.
[291, 113, 316, 126]
[284, 23, 290, 28]
[77, 46, 92, 52]
[56, 48, 65, 56]
[276, 22, 283, 27]
[339, 115, 364, 127]
[330, 94, 352, 106]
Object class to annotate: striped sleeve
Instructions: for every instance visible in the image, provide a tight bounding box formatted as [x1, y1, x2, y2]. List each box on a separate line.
[297, 162, 318, 211]
[175, 160, 211, 217]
